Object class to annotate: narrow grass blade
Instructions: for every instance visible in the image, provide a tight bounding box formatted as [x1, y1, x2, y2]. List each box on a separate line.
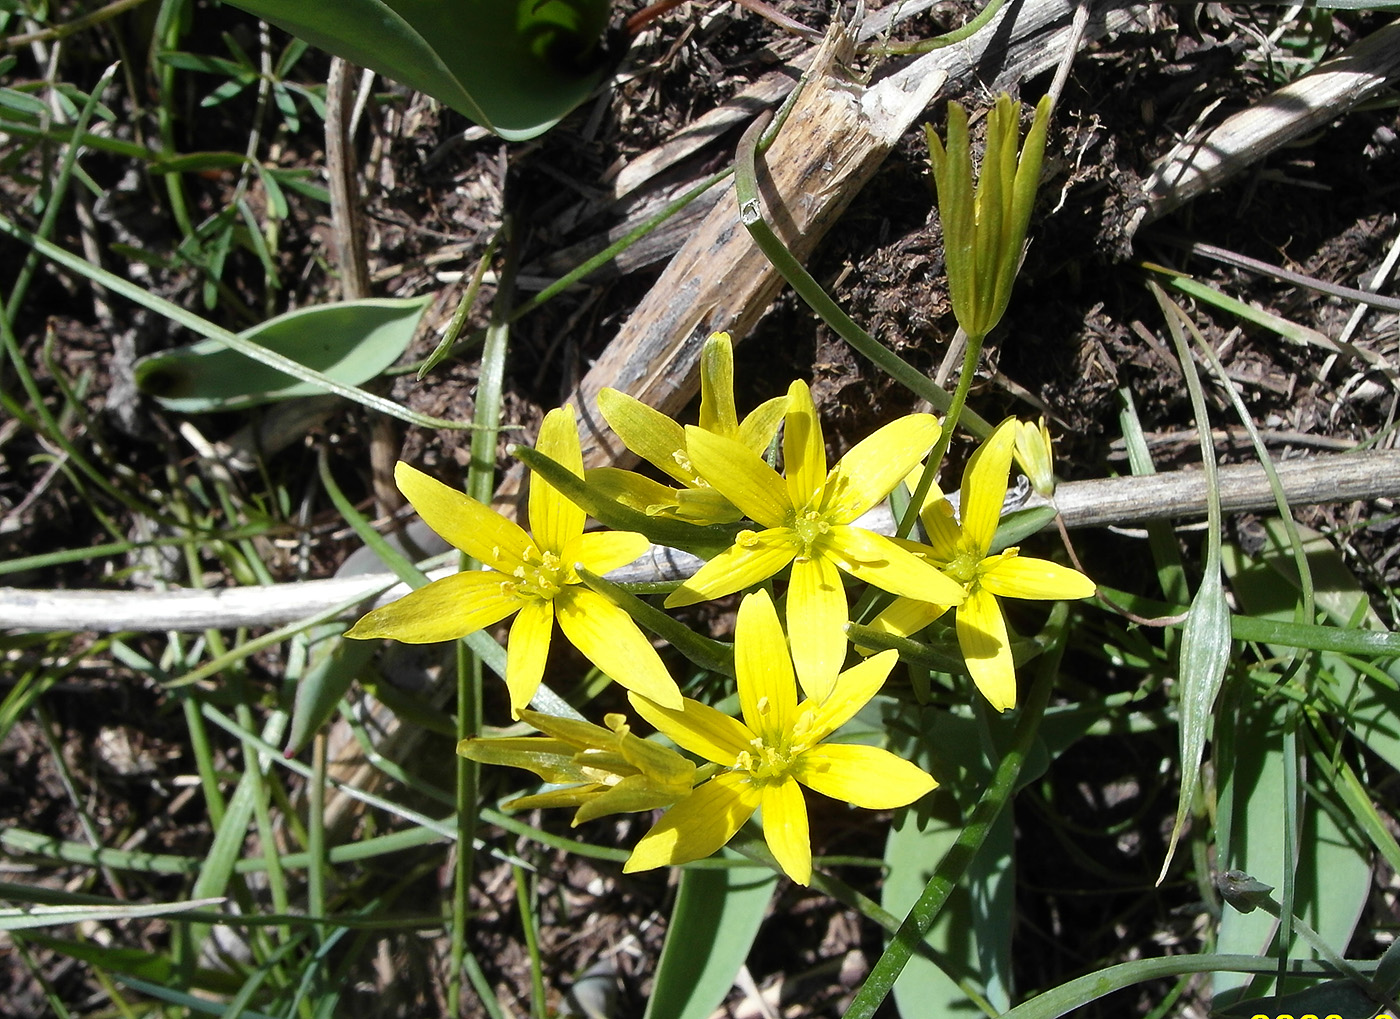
[0, 897, 224, 931]
[0, 212, 469, 430]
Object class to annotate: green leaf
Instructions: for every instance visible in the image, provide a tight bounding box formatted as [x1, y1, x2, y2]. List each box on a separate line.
[134, 297, 430, 411]
[220, 0, 612, 141]
[644, 853, 777, 1019]
[1211, 698, 1371, 1008]
[0, 896, 223, 931]
[883, 707, 1014, 1017]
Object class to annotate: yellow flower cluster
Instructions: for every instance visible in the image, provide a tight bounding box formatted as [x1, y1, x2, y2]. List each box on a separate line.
[347, 331, 1093, 885]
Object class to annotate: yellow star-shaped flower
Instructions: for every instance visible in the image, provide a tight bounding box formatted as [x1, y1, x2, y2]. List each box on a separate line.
[588, 332, 787, 524]
[664, 379, 965, 700]
[625, 590, 937, 885]
[869, 418, 1095, 712]
[345, 406, 682, 716]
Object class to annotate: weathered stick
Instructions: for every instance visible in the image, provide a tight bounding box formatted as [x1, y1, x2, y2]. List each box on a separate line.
[1136, 18, 1400, 230]
[6, 450, 1398, 633]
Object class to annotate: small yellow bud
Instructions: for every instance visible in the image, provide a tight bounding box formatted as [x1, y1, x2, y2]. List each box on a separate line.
[1012, 416, 1056, 498]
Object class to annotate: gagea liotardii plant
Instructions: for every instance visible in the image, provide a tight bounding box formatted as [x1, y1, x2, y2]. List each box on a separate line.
[587, 331, 787, 524]
[345, 406, 681, 716]
[867, 418, 1095, 711]
[626, 589, 938, 885]
[664, 379, 966, 700]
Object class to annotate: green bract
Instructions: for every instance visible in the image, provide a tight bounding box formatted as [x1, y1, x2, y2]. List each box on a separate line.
[222, 0, 612, 141]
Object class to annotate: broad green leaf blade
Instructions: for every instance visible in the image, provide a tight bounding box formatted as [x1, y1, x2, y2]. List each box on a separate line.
[884, 707, 1014, 1017]
[284, 631, 375, 757]
[221, 0, 610, 141]
[134, 297, 430, 411]
[1210, 697, 1370, 1008]
[643, 853, 777, 1019]
[1224, 518, 1400, 771]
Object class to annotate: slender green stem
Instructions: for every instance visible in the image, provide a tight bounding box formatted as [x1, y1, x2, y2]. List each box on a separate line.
[308, 734, 327, 946]
[450, 220, 513, 1011]
[732, 114, 992, 439]
[897, 331, 985, 539]
[843, 602, 1066, 1019]
[513, 865, 548, 1019]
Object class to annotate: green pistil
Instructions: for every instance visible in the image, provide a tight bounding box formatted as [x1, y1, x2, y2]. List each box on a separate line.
[791, 509, 830, 560]
[511, 548, 567, 600]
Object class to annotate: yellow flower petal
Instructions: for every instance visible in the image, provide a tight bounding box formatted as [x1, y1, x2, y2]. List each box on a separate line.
[514, 708, 615, 749]
[529, 406, 587, 554]
[803, 650, 897, 741]
[566, 529, 652, 576]
[825, 525, 967, 605]
[684, 427, 791, 529]
[554, 587, 681, 709]
[957, 585, 1016, 711]
[598, 388, 693, 485]
[697, 332, 740, 439]
[783, 380, 827, 510]
[760, 777, 811, 885]
[664, 530, 796, 608]
[628, 691, 755, 767]
[786, 553, 849, 702]
[1013, 417, 1056, 498]
[394, 461, 531, 569]
[624, 771, 760, 872]
[506, 598, 555, 717]
[738, 395, 789, 456]
[980, 551, 1096, 601]
[959, 419, 1017, 556]
[865, 596, 952, 643]
[915, 489, 962, 561]
[735, 590, 797, 743]
[345, 569, 521, 643]
[822, 413, 941, 521]
[794, 743, 937, 809]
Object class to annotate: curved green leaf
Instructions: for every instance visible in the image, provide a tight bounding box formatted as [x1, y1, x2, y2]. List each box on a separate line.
[221, 0, 611, 141]
[644, 854, 777, 1019]
[134, 296, 430, 411]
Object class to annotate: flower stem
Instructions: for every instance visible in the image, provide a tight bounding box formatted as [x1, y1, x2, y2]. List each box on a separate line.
[895, 332, 985, 539]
